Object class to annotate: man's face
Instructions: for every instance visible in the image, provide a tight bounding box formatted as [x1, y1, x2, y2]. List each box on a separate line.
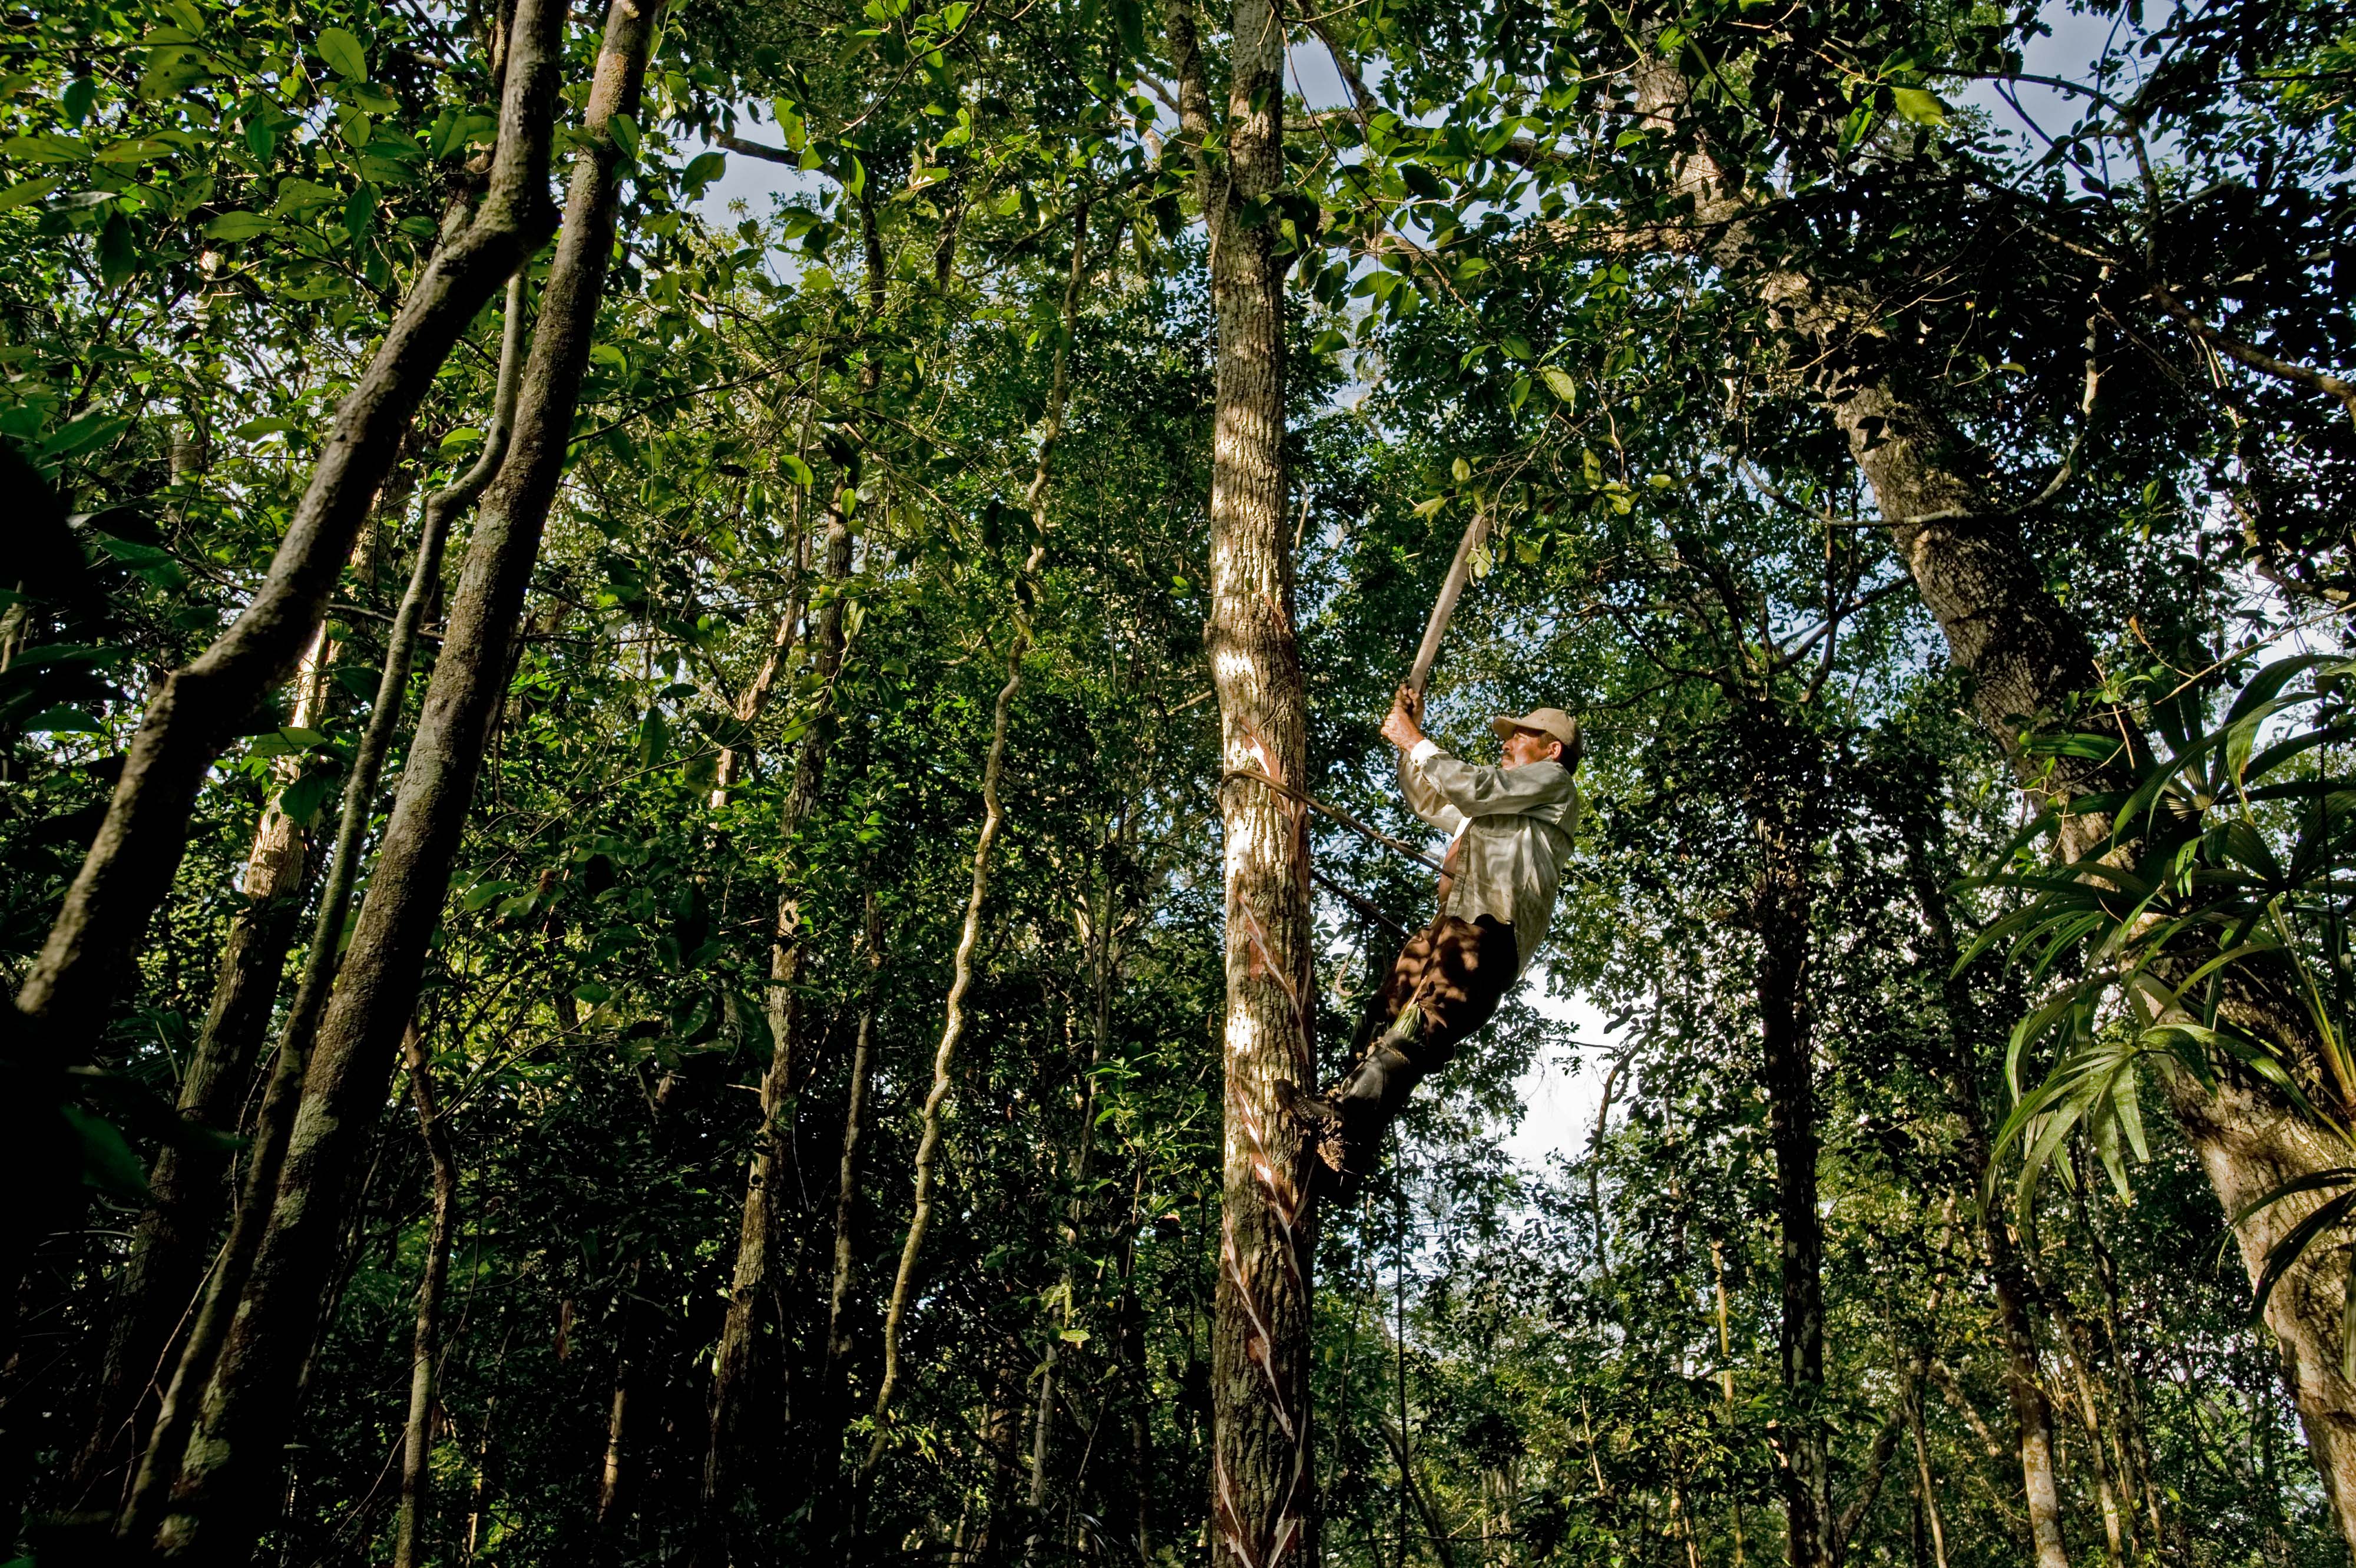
[1500, 726, 1561, 769]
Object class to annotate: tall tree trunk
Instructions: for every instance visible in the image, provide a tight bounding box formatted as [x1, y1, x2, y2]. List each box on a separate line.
[1818, 336, 2356, 1548]
[595, 1072, 680, 1560]
[812, 889, 884, 1543]
[71, 624, 336, 1505]
[705, 184, 895, 1541]
[394, 1018, 460, 1568]
[1163, 0, 1316, 1561]
[1900, 818, 2073, 1568]
[2074, 1181, 2172, 1552]
[1711, 1240, 1746, 1567]
[701, 499, 851, 1533]
[1027, 1000, 1106, 1566]
[143, 4, 656, 1551]
[1748, 761, 1830, 1568]
[862, 547, 1042, 1477]
[7, 0, 564, 1054]
[115, 267, 532, 1552]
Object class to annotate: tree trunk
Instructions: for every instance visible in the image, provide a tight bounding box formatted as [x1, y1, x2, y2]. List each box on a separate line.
[394, 1018, 459, 1568]
[863, 545, 1043, 1476]
[1748, 769, 1830, 1568]
[1819, 338, 2356, 1552]
[1899, 819, 2073, 1568]
[706, 181, 897, 1539]
[1907, 1391, 1949, 1568]
[595, 1072, 680, 1560]
[1027, 998, 1106, 1566]
[8, 0, 564, 1051]
[1164, 1, 1318, 1561]
[812, 890, 884, 1540]
[707, 440, 812, 810]
[115, 266, 532, 1552]
[701, 499, 852, 1530]
[2074, 1183, 2172, 1553]
[145, 2, 656, 1551]
[71, 624, 335, 1505]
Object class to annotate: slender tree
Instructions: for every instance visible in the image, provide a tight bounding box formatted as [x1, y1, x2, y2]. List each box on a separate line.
[146, 0, 661, 1547]
[8, 0, 565, 1051]
[393, 1016, 460, 1568]
[1163, 0, 1318, 1560]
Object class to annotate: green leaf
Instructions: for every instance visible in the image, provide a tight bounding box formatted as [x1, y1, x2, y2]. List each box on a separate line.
[2022, 731, 2127, 761]
[462, 879, 523, 912]
[61, 77, 97, 127]
[61, 1104, 148, 1198]
[2229, 1167, 2356, 1228]
[1891, 87, 1946, 125]
[608, 113, 641, 163]
[316, 27, 369, 82]
[1540, 366, 1579, 405]
[2252, 1189, 2356, 1327]
[276, 770, 337, 827]
[4, 133, 88, 164]
[42, 412, 131, 457]
[571, 980, 614, 1005]
[1398, 161, 1448, 201]
[204, 210, 276, 241]
[90, 533, 186, 588]
[0, 175, 61, 211]
[25, 705, 102, 733]
[273, 177, 341, 213]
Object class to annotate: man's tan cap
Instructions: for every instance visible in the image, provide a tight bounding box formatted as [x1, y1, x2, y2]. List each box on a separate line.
[1491, 707, 1581, 761]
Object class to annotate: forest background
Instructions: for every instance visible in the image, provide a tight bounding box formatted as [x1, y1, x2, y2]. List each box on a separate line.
[2, 0, 2353, 1562]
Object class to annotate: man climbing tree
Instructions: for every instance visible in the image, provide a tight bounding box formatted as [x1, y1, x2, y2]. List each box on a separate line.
[1286, 691, 1582, 1191]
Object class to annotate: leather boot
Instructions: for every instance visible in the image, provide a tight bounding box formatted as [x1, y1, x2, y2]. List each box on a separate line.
[1278, 1005, 1428, 1196]
[1328, 1038, 1421, 1179]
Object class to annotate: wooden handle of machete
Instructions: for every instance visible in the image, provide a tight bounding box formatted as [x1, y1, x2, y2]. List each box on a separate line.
[1404, 510, 1491, 697]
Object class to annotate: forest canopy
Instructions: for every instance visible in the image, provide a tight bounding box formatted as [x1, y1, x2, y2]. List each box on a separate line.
[2, 0, 2354, 1563]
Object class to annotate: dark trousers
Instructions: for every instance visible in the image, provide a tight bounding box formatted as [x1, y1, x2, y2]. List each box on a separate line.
[1350, 913, 1520, 1074]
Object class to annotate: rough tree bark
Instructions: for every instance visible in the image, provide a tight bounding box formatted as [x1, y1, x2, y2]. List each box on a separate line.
[9, 0, 565, 1051]
[1165, 0, 1318, 1560]
[144, 1, 657, 1551]
[71, 624, 335, 1505]
[1811, 332, 2356, 1549]
[393, 1018, 460, 1568]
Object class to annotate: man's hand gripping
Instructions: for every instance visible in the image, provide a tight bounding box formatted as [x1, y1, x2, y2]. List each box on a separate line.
[1381, 683, 1426, 753]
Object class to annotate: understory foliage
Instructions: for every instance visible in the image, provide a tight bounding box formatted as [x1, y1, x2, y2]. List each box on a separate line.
[2, 0, 2352, 1561]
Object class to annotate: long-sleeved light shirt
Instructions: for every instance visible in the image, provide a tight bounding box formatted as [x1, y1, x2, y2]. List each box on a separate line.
[1400, 738, 1581, 973]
